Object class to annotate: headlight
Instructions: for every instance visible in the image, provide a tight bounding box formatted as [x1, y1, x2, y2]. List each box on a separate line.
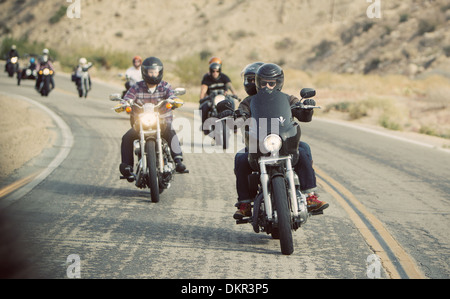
[263, 134, 282, 154]
[140, 113, 157, 128]
[11, 57, 18, 63]
[43, 68, 50, 75]
[214, 94, 226, 105]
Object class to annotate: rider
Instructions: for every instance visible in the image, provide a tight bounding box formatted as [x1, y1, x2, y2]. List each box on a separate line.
[74, 57, 92, 92]
[232, 63, 328, 219]
[35, 53, 55, 91]
[125, 56, 143, 89]
[5, 45, 19, 72]
[119, 56, 187, 177]
[199, 59, 238, 135]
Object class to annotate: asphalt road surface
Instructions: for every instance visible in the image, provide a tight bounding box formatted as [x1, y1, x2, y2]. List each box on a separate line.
[0, 71, 449, 280]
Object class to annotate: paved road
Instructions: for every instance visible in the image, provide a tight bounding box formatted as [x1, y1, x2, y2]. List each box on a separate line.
[0, 72, 448, 280]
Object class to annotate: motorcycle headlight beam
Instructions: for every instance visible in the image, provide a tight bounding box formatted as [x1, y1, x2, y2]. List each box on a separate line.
[263, 134, 282, 154]
[140, 113, 157, 128]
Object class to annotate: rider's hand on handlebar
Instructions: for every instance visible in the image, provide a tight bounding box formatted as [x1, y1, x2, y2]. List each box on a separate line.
[303, 99, 316, 107]
[172, 98, 183, 109]
[114, 103, 124, 113]
[218, 109, 234, 119]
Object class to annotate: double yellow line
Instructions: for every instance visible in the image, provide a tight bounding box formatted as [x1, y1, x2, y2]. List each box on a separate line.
[315, 167, 425, 279]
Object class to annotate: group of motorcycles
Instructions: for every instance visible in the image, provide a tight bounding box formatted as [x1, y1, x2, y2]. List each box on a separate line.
[4, 55, 54, 96]
[111, 77, 321, 255]
[4, 55, 92, 98]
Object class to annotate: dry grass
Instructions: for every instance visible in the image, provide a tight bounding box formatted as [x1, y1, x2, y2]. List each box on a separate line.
[282, 71, 450, 139]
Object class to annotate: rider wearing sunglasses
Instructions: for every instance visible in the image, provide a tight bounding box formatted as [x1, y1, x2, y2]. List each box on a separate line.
[232, 63, 328, 219]
[199, 60, 238, 135]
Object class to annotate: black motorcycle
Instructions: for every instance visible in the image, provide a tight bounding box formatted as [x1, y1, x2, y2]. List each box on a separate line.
[17, 64, 37, 86]
[200, 90, 237, 149]
[237, 88, 320, 255]
[37, 67, 54, 96]
[6, 56, 19, 77]
[110, 88, 187, 203]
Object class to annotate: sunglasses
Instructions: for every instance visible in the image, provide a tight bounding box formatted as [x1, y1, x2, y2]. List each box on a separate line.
[260, 80, 277, 87]
[211, 70, 220, 73]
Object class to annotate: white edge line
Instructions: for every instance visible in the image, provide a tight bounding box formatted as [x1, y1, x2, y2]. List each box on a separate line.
[0, 92, 74, 207]
[316, 117, 450, 154]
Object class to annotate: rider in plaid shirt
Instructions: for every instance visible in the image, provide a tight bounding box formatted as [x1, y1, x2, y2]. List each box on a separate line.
[120, 57, 187, 177]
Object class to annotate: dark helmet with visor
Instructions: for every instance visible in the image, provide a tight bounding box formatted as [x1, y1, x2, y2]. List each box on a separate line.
[255, 63, 284, 92]
[241, 62, 264, 96]
[141, 57, 163, 85]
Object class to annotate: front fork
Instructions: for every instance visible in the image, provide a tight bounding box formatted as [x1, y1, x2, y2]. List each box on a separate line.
[259, 156, 306, 223]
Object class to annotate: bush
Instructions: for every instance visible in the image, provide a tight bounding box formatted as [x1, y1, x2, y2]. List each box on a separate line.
[49, 6, 68, 24]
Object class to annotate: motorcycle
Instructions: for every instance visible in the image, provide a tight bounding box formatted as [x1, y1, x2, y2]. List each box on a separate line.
[200, 90, 238, 149]
[6, 56, 19, 77]
[37, 67, 54, 96]
[75, 62, 92, 98]
[110, 88, 187, 203]
[236, 88, 320, 255]
[17, 64, 37, 86]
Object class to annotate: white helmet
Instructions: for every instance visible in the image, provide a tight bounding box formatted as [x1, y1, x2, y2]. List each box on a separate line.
[79, 57, 87, 65]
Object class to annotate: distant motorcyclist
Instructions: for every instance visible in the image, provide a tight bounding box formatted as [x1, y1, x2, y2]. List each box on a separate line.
[119, 56, 187, 177]
[5, 45, 19, 73]
[199, 59, 238, 135]
[73, 57, 93, 97]
[35, 54, 55, 91]
[7, 45, 19, 59]
[125, 56, 143, 89]
[231, 63, 328, 219]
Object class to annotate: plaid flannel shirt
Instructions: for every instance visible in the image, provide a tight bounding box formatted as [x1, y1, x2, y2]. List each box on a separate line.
[124, 80, 176, 123]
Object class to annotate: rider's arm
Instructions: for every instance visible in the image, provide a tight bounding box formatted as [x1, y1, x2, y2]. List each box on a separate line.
[226, 82, 237, 96]
[289, 95, 314, 123]
[236, 96, 252, 119]
[199, 84, 208, 100]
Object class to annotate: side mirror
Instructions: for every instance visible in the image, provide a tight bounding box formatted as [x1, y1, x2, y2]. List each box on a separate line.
[174, 87, 186, 96]
[109, 93, 122, 101]
[300, 88, 316, 99]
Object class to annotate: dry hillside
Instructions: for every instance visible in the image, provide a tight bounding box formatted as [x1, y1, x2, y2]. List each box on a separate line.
[1, 0, 450, 141]
[1, 0, 450, 76]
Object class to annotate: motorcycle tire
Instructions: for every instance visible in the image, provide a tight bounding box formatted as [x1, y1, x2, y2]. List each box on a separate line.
[145, 140, 160, 203]
[222, 119, 229, 150]
[272, 176, 294, 255]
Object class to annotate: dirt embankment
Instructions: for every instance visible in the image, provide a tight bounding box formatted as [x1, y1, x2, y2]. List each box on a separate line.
[0, 94, 53, 181]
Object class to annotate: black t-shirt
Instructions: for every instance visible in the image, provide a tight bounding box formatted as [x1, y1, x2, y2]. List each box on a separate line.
[201, 73, 231, 95]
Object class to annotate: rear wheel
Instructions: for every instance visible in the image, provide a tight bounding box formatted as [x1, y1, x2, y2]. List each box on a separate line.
[145, 140, 160, 203]
[272, 176, 293, 255]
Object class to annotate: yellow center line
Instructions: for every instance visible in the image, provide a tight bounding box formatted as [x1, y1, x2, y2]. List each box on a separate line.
[315, 166, 425, 279]
[0, 171, 41, 199]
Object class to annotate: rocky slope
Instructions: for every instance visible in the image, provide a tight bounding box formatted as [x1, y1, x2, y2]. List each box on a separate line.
[1, 0, 449, 77]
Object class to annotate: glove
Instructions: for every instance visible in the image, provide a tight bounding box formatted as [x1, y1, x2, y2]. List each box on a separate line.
[172, 98, 183, 109]
[234, 109, 248, 119]
[218, 109, 234, 119]
[303, 99, 316, 107]
[114, 104, 124, 113]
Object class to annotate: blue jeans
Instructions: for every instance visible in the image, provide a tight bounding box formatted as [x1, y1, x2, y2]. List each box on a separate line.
[234, 142, 316, 201]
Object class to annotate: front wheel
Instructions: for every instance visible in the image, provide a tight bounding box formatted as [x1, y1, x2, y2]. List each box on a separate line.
[272, 176, 294, 255]
[145, 140, 160, 203]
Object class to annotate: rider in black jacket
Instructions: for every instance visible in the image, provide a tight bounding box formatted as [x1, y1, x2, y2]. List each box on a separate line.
[232, 63, 328, 219]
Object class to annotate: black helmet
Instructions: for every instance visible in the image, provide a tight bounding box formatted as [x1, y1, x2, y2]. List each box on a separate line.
[209, 62, 222, 80]
[241, 62, 264, 96]
[141, 57, 163, 85]
[255, 63, 284, 92]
